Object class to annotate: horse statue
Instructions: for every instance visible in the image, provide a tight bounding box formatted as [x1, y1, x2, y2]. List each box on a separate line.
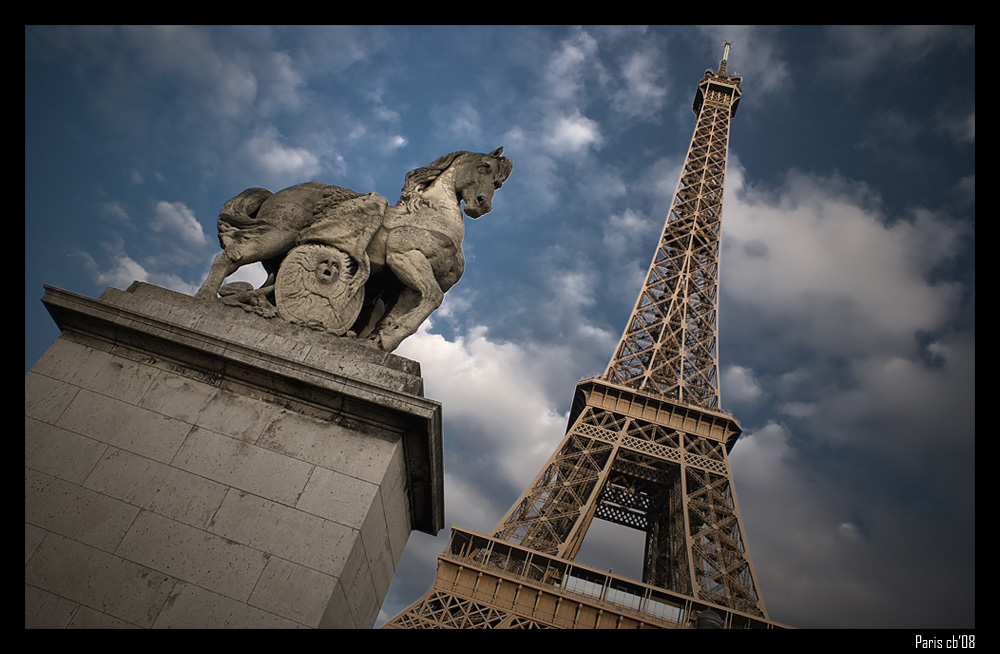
[195, 148, 513, 352]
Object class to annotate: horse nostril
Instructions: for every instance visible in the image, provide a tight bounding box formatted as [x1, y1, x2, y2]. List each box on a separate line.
[477, 195, 487, 205]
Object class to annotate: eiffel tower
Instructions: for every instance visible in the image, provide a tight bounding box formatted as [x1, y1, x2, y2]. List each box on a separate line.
[384, 43, 786, 629]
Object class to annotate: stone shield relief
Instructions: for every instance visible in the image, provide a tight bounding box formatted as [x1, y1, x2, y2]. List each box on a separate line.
[275, 243, 365, 335]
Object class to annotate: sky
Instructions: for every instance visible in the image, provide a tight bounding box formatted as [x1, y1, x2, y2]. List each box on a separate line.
[25, 26, 975, 630]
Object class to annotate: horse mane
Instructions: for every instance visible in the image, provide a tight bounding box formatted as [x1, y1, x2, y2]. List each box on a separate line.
[398, 149, 513, 206]
[398, 151, 470, 206]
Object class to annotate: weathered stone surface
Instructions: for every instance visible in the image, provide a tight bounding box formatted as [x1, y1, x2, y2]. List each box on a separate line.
[249, 557, 337, 627]
[115, 510, 270, 602]
[153, 582, 304, 629]
[25, 533, 177, 628]
[24, 416, 106, 485]
[55, 389, 192, 463]
[25, 468, 140, 552]
[171, 426, 315, 505]
[83, 447, 229, 530]
[196, 149, 512, 353]
[25, 282, 443, 628]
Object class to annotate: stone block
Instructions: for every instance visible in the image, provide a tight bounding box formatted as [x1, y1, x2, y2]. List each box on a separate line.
[359, 500, 397, 600]
[255, 408, 404, 490]
[319, 582, 359, 629]
[68, 606, 140, 629]
[25, 533, 176, 628]
[26, 283, 443, 628]
[296, 467, 381, 530]
[208, 490, 355, 577]
[153, 582, 303, 629]
[116, 511, 269, 602]
[24, 523, 45, 564]
[24, 371, 78, 423]
[24, 468, 139, 552]
[338, 533, 380, 627]
[24, 417, 106, 485]
[25, 585, 78, 629]
[83, 447, 228, 530]
[55, 389, 191, 464]
[137, 370, 218, 424]
[30, 336, 158, 404]
[249, 557, 337, 627]
[376, 443, 412, 564]
[192, 384, 280, 443]
[171, 426, 313, 505]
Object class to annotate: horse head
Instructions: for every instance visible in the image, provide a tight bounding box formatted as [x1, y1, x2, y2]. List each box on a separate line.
[397, 147, 513, 219]
[453, 147, 514, 219]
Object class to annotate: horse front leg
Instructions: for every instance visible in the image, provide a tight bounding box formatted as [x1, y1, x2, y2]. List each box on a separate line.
[377, 249, 443, 352]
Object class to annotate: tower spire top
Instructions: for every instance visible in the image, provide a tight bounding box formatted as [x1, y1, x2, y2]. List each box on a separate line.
[719, 40, 732, 75]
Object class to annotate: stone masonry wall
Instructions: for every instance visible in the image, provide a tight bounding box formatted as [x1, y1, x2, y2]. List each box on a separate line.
[25, 284, 442, 628]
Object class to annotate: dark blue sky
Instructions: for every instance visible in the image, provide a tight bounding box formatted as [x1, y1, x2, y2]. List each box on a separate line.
[25, 26, 975, 629]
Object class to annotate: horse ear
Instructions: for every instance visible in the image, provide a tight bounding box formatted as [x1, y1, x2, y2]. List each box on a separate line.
[489, 147, 504, 157]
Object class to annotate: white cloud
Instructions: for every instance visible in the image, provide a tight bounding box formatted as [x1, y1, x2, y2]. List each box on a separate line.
[722, 364, 764, 407]
[77, 243, 207, 297]
[152, 200, 207, 248]
[257, 50, 306, 115]
[544, 111, 603, 155]
[821, 26, 971, 79]
[837, 522, 865, 543]
[729, 377, 973, 629]
[74, 198, 216, 296]
[439, 470, 509, 535]
[118, 26, 260, 119]
[722, 165, 966, 356]
[435, 102, 481, 143]
[602, 208, 650, 258]
[239, 126, 322, 182]
[102, 201, 131, 223]
[396, 324, 567, 497]
[544, 29, 601, 103]
[729, 422, 866, 626]
[777, 401, 815, 418]
[613, 47, 667, 118]
[94, 253, 150, 289]
[558, 268, 599, 310]
[814, 332, 975, 462]
[940, 108, 975, 145]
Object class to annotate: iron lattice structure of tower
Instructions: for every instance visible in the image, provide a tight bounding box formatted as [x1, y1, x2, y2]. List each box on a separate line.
[384, 44, 785, 629]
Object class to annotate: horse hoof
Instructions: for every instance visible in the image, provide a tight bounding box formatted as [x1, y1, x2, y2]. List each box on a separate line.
[219, 282, 255, 296]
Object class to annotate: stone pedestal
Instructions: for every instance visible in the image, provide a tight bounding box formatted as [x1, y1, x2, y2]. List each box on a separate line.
[25, 282, 443, 629]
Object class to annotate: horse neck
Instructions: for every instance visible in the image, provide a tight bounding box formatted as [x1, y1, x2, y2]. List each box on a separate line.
[406, 166, 466, 238]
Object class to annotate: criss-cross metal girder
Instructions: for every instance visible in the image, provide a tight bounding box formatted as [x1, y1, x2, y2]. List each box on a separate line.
[604, 65, 741, 412]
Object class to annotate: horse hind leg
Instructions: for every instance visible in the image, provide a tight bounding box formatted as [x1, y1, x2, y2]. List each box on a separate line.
[196, 250, 242, 299]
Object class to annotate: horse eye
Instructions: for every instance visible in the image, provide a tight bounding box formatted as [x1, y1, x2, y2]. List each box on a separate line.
[478, 163, 491, 174]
